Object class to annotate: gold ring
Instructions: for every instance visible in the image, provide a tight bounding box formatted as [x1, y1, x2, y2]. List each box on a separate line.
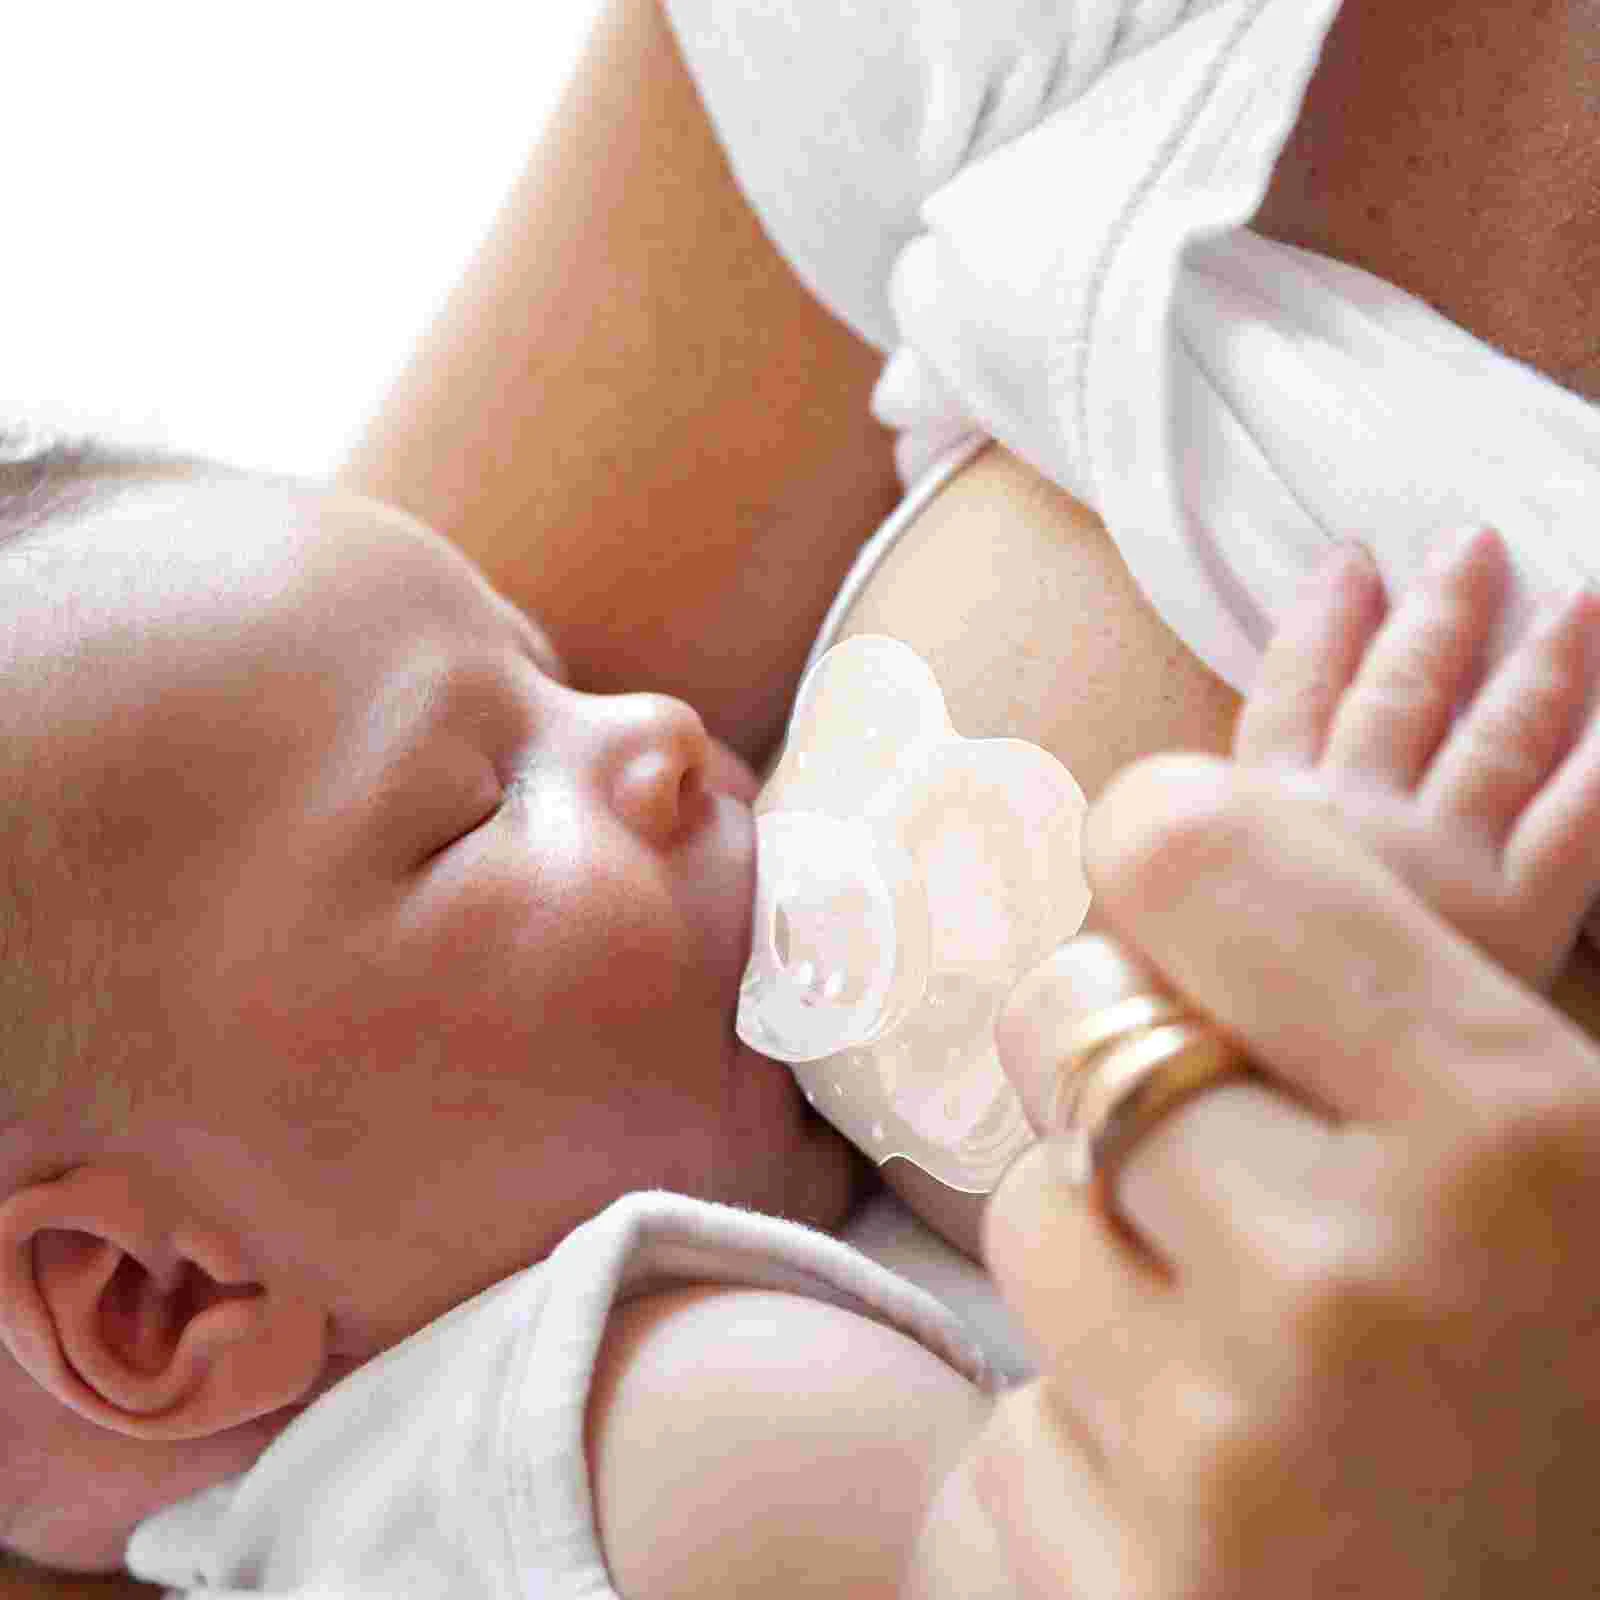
[1059, 1017, 1250, 1193]
[1047, 991, 1189, 1129]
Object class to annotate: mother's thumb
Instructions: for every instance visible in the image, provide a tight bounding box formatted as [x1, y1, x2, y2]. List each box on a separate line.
[996, 933, 1171, 1135]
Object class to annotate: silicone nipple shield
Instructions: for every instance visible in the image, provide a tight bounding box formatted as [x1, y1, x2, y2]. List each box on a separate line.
[737, 635, 1090, 1191]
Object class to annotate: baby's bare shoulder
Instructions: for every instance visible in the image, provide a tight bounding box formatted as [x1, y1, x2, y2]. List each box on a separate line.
[585, 1284, 989, 1599]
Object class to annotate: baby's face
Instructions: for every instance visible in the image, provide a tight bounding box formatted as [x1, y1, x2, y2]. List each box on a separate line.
[13, 475, 855, 1349]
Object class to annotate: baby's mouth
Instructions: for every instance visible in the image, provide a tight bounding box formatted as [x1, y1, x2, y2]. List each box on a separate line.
[705, 736, 761, 805]
[674, 785, 759, 1006]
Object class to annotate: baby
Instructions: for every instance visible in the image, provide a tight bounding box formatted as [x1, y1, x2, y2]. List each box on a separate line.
[3, 416, 1599, 1588]
[0, 441, 862, 1572]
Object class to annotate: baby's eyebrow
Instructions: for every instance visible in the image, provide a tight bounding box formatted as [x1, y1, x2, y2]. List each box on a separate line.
[303, 651, 460, 835]
[362, 652, 454, 763]
[332, 626, 533, 833]
[372, 647, 534, 785]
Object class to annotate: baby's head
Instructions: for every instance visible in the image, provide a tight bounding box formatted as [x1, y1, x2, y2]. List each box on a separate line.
[0, 435, 858, 1570]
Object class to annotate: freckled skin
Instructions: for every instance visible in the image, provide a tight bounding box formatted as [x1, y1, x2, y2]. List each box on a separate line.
[1256, 0, 1600, 404]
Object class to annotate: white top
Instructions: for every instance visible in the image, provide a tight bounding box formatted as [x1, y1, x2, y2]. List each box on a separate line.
[127, 1191, 1016, 1597]
[665, 0, 1600, 694]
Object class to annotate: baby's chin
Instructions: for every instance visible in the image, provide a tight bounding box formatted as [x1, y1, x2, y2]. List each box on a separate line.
[672, 778, 759, 1007]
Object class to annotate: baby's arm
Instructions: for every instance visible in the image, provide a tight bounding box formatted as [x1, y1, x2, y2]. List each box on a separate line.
[341, 0, 899, 763]
[585, 1286, 992, 1598]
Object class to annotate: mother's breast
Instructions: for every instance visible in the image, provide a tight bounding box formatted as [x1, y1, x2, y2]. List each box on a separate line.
[833, 444, 1241, 808]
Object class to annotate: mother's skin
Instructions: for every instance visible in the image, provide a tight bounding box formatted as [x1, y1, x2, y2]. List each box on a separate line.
[346, 0, 1600, 738]
[1255, 0, 1600, 407]
[344, 0, 1600, 1255]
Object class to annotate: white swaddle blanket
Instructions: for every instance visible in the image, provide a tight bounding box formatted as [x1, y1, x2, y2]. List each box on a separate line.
[667, 0, 1600, 694]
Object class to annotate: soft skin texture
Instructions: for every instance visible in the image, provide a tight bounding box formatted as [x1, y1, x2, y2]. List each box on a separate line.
[0, 476, 860, 1570]
[587, 1285, 993, 1599]
[1256, 0, 1600, 405]
[340, 0, 902, 765]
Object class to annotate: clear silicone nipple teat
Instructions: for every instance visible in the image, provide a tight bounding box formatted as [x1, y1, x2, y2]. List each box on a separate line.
[737, 635, 1090, 1192]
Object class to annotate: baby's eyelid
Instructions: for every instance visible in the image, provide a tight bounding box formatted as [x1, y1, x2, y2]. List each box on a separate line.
[410, 761, 510, 870]
[414, 798, 498, 870]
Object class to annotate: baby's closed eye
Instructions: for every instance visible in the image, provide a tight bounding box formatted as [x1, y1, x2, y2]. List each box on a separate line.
[413, 775, 508, 867]
[379, 736, 511, 873]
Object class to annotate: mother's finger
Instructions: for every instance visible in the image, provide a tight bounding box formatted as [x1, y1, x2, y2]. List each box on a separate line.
[983, 1140, 1193, 1463]
[1111, 1071, 1342, 1285]
[996, 932, 1340, 1281]
[912, 1380, 1153, 1599]
[1085, 754, 1598, 1124]
[996, 933, 1168, 1135]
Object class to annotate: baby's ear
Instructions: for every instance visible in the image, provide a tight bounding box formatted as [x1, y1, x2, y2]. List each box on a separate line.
[0, 1164, 327, 1440]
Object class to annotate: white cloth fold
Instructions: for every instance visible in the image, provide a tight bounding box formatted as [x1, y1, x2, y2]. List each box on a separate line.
[667, 0, 1600, 694]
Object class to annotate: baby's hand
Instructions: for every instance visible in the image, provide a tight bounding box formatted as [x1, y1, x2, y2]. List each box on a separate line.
[1235, 528, 1600, 991]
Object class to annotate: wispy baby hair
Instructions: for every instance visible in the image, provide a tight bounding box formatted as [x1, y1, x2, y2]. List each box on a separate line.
[0, 424, 199, 1131]
[0, 424, 188, 551]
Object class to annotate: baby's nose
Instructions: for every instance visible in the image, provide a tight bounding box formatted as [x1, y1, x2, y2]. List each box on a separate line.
[588, 691, 713, 845]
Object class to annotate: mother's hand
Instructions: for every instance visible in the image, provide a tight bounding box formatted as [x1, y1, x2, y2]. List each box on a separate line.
[939, 753, 1600, 1597]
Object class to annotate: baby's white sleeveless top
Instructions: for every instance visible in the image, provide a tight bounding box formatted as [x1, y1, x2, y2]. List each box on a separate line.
[127, 1191, 1012, 1597]
[665, 0, 1600, 694]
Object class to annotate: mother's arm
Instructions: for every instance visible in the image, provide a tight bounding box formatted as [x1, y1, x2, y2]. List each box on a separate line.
[339, 0, 900, 763]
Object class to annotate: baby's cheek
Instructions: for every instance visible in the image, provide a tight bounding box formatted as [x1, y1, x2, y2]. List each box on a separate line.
[508, 849, 690, 999]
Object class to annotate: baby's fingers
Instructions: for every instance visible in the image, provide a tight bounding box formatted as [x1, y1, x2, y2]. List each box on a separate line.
[1234, 543, 1385, 767]
[1503, 650, 1600, 960]
[1424, 585, 1600, 847]
[1322, 526, 1507, 787]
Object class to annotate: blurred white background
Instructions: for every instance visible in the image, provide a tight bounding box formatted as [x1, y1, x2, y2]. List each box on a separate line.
[2, 2, 605, 477]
